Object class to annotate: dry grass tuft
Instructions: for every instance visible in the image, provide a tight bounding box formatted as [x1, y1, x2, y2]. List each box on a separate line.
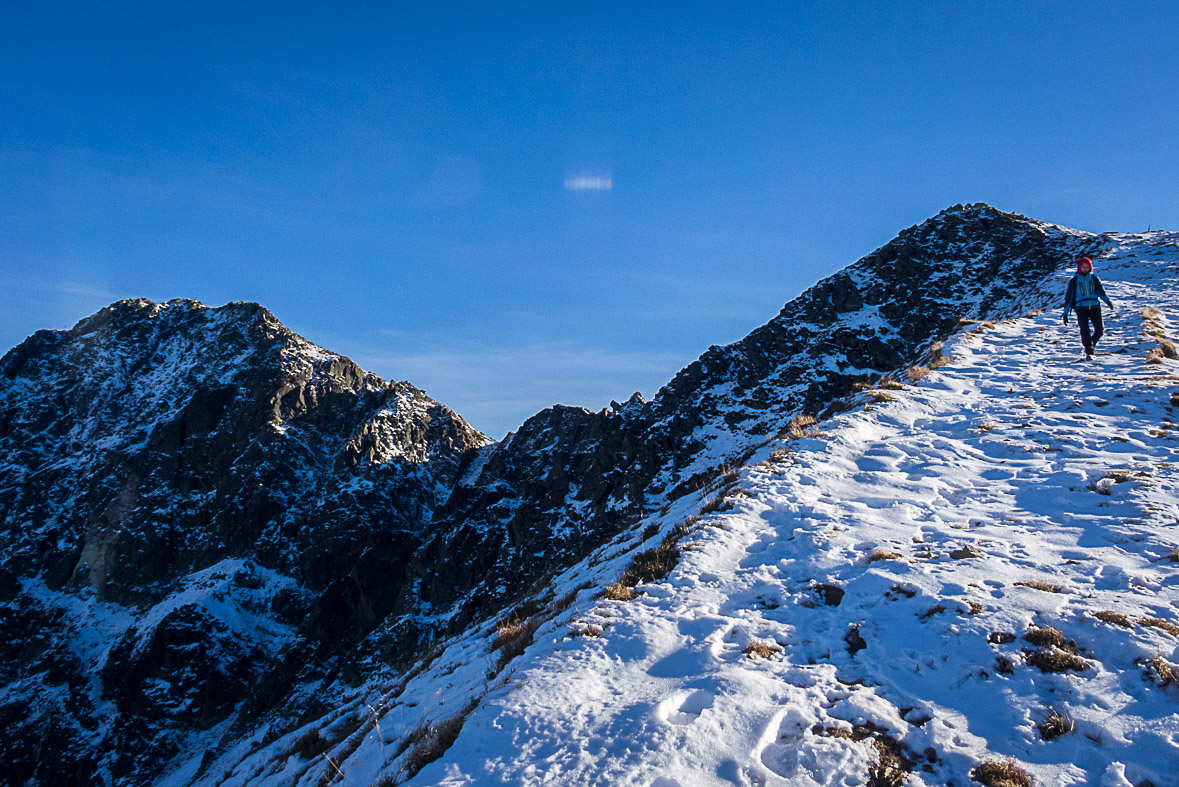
[1037, 709, 1075, 740]
[1091, 610, 1133, 628]
[865, 550, 904, 565]
[402, 710, 469, 778]
[621, 541, 680, 586]
[1023, 625, 1066, 649]
[866, 390, 894, 403]
[492, 616, 540, 668]
[1143, 307, 1163, 320]
[767, 447, 791, 463]
[977, 423, 996, 432]
[1145, 654, 1178, 687]
[602, 582, 636, 601]
[972, 757, 1034, 787]
[1026, 648, 1089, 674]
[701, 496, 733, 514]
[929, 354, 952, 369]
[907, 366, 930, 382]
[1140, 617, 1179, 637]
[743, 640, 780, 660]
[784, 413, 820, 440]
[877, 379, 905, 390]
[1014, 580, 1063, 593]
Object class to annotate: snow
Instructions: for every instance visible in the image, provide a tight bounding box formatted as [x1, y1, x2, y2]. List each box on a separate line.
[361, 239, 1179, 786]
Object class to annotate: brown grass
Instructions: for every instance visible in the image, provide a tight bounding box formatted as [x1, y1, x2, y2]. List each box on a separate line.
[1140, 617, 1179, 637]
[866, 390, 894, 403]
[743, 640, 780, 660]
[866, 550, 904, 565]
[972, 757, 1033, 787]
[1145, 654, 1178, 687]
[603, 527, 687, 602]
[1026, 648, 1089, 674]
[907, 366, 929, 382]
[785, 413, 820, 440]
[401, 710, 469, 778]
[1037, 709, 1074, 740]
[877, 379, 905, 390]
[1014, 580, 1063, 593]
[1090, 610, 1133, 628]
[977, 423, 996, 432]
[701, 496, 733, 514]
[1023, 626, 1066, 649]
[492, 616, 540, 668]
[602, 582, 636, 601]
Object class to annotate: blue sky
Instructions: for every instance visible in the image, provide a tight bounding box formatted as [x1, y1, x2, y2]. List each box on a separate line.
[3, 2, 1177, 438]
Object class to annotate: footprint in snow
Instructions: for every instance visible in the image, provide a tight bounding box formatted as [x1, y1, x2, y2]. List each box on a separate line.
[655, 689, 715, 725]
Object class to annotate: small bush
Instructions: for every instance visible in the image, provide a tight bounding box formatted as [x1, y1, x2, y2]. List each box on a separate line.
[1146, 347, 1167, 364]
[1037, 709, 1074, 740]
[1145, 654, 1177, 687]
[866, 550, 904, 565]
[768, 447, 791, 463]
[1026, 648, 1089, 674]
[907, 366, 930, 382]
[1091, 610, 1132, 628]
[743, 640, 779, 659]
[1140, 617, 1179, 637]
[1014, 581, 1063, 593]
[972, 757, 1033, 787]
[1023, 626, 1066, 649]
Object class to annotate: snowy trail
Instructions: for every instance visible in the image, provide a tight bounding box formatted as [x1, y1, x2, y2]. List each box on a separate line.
[414, 247, 1179, 787]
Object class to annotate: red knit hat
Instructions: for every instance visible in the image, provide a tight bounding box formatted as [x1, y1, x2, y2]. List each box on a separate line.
[1076, 257, 1093, 272]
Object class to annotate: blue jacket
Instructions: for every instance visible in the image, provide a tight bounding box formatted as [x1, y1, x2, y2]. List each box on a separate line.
[1063, 273, 1112, 319]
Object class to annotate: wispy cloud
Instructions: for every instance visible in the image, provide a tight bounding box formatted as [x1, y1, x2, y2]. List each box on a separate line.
[564, 174, 613, 192]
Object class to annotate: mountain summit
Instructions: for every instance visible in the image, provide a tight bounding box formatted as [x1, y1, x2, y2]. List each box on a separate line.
[6, 204, 1169, 786]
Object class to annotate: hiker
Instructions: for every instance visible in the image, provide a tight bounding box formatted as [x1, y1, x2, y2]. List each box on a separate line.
[1062, 256, 1114, 359]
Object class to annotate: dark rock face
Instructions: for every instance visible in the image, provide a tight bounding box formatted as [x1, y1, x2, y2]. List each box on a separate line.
[0, 204, 1105, 784]
[0, 299, 486, 784]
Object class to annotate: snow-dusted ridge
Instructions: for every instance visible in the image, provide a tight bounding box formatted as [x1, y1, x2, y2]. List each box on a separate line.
[4, 208, 1178, 786]
[195, 234, 1179, 786]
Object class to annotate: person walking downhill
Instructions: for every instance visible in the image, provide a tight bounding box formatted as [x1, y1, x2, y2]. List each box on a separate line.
[1062, 256, 1114, 360]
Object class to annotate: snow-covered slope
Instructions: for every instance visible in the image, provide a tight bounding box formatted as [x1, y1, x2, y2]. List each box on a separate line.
[5, 208, 1176, 786]
[236, 235, 1179, 787]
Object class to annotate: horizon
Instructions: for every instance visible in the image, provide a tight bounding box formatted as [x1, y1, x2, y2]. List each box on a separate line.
[3, 2, 1177, 438]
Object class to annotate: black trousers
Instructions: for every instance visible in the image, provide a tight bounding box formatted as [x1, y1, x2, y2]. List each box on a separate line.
[1076, 306, 1104, 353]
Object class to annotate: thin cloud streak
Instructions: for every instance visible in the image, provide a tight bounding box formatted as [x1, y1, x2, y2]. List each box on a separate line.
[564, 175, 613, 192]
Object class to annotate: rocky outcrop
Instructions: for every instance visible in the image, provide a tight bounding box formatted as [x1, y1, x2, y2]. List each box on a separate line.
[0, 300, 486, 784]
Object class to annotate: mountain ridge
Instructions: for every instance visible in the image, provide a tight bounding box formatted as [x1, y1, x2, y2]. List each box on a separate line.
[0, 203, 1136, 785]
